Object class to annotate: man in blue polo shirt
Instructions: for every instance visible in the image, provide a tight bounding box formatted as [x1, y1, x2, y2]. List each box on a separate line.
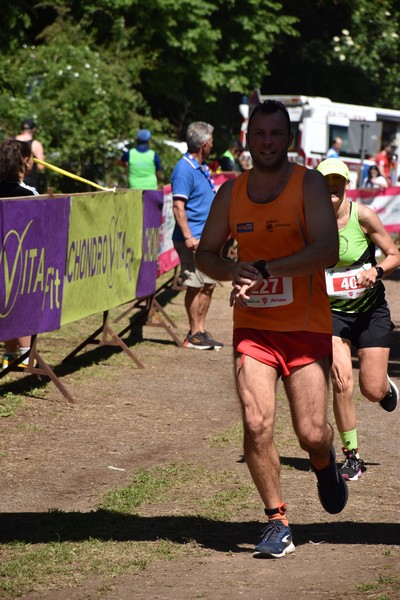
[171, 121, 223, 350]
[120, 129, 163, 190]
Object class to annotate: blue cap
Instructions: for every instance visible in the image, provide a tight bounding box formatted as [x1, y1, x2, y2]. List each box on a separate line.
[137, 129, 151, 143]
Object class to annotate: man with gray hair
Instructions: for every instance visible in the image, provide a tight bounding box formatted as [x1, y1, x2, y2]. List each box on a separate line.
[171, 122, 223, 350]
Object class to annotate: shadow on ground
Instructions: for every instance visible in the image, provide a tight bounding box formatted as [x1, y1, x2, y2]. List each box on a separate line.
[0, 287, 183, 400]
[0, 511, 397, 550]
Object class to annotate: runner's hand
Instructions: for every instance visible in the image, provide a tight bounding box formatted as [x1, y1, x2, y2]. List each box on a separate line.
[230, 262, 263, 306]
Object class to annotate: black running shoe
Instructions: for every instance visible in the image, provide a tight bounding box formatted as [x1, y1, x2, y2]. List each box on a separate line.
[203, 331, 224, 350]
[313, 446, 349, 514]
[183, 331, 213, 350]
[380, 376, 398, 412]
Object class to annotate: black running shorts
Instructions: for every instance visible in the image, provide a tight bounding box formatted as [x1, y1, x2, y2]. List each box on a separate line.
[332, 302, 394, 349]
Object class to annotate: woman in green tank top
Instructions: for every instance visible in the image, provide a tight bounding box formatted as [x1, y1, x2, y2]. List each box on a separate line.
[317, 158, 400, 481]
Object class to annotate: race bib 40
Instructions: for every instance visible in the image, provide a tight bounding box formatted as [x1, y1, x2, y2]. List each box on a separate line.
[325, 264, 371, 299]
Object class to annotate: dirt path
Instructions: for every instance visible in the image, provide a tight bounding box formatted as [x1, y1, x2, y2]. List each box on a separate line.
[0, 280, 399, 599]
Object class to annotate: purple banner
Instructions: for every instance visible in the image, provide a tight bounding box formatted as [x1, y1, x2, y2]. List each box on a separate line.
[0, 196, 70, 339]
[136, 190, 164, 298]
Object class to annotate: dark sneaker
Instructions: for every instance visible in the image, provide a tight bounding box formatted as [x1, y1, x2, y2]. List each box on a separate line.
[380, 376, 398, 412]
[183, 331, 213, 350]
[203, 331, 224, 350]
[340, 449, 364, 481]
[2, 352, 19, 370]
[253, 519, 295, 558]
[313, 446, 348, 514]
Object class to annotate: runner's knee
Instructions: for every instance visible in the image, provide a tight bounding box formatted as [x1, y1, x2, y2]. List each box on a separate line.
[359, 379, 388, 403]
[296, 423, 331, 453]
[330, 368, 353, 396]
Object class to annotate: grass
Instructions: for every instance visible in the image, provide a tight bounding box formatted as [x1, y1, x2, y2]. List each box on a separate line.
[0, 538, 181, 597]
[208, 421, 243, 448]
[101, 462, 256, 520]
[0, 392, 24, 417]
[1, 277, 399, 599]
[0, 270, 183, 404]
[0, 462, 257, 598]
[356, 575, 399, 598]
[0, 423, 398, 600]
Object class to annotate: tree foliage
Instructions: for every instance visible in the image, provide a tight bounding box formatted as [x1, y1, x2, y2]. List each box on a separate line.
[328, 1, 400, 108]
[0, 0, 298, 190]
[0, 0, 399, 192]
[263, 0, 400, 109]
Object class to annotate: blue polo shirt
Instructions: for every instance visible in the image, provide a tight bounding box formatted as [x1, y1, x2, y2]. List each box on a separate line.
[171, 153, 216, 242]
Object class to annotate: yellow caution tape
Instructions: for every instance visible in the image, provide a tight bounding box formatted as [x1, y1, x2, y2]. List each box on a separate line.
[33, 158, 116, 192]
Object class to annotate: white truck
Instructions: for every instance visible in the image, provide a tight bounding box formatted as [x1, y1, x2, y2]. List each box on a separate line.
[240, 91, 400, 187]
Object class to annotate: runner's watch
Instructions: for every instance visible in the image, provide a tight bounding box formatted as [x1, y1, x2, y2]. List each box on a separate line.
[374, 266, 384, 280]
[253, 260, 270, 279]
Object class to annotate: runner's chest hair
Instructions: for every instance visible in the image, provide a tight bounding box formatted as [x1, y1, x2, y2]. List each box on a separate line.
[247, 165, 293, 204]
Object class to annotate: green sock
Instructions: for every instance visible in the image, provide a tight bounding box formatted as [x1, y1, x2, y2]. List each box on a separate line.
[340, 429, 359, 457]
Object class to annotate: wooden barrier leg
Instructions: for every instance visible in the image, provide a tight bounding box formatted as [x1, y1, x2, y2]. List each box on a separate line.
[0, 336, 75, 404]
[144, 297, 183, 347]
[112, 300, 137, 325]
[114, 294, 183, 348]
[151, 298, 177, 328]
[29, 342, 76, 404]
[101, 318, 145, 369]
[62, 311, 145, 369]
[61, 323, 105, 363]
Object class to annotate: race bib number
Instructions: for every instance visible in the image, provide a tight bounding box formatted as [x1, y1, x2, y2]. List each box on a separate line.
[244, 277, 293, 307]
[325, 264, 371, 299]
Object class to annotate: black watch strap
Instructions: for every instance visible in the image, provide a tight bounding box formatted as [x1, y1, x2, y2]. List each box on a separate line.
[374, 265, 384, 280]
[253, 260, 270, 279]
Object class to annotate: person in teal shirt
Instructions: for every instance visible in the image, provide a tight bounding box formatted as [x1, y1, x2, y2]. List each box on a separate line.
[120, 129, 163, 190]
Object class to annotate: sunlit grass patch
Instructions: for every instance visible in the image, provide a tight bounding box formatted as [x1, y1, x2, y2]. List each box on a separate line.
[0, 538, 183, 598]
[0, 462, 257, 598]
[208, 422, 243, 448]
[0, 393, 24, 417]
[356, 574, 399, 597]
[100, 462, 255, 520]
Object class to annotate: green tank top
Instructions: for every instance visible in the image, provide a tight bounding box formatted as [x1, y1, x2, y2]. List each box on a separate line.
[128, 148, 157, 190]
[326, 201, 384, 313]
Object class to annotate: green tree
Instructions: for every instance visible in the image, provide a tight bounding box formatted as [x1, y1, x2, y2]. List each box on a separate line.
[124, 0, 298, 138]
[263, 0, 400, 110]
[0, 0, 300, 188]
[328, 1, 400, 108]
[0, 3, 169, 191]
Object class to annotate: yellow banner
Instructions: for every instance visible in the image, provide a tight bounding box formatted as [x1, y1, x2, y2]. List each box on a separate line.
[61, 190, 143, 325]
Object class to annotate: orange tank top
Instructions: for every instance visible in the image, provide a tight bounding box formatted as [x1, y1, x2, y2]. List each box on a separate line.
[229, 164, 332, 333]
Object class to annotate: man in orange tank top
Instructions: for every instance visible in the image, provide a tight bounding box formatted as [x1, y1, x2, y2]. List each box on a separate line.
[197, 100, 348, 559]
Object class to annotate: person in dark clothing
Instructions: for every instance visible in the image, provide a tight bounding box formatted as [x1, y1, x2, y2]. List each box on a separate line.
[219, 140, 243, 173]
[15, 118, 46, 193]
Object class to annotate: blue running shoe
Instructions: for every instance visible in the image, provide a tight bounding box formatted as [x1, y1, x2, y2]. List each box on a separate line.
[314, 446, 349, 514]
[253, 519, 295, 558]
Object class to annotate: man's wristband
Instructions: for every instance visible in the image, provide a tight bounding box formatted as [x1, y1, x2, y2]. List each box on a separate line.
[253, 260, 270, 278]
[374, 265, 384, 279]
